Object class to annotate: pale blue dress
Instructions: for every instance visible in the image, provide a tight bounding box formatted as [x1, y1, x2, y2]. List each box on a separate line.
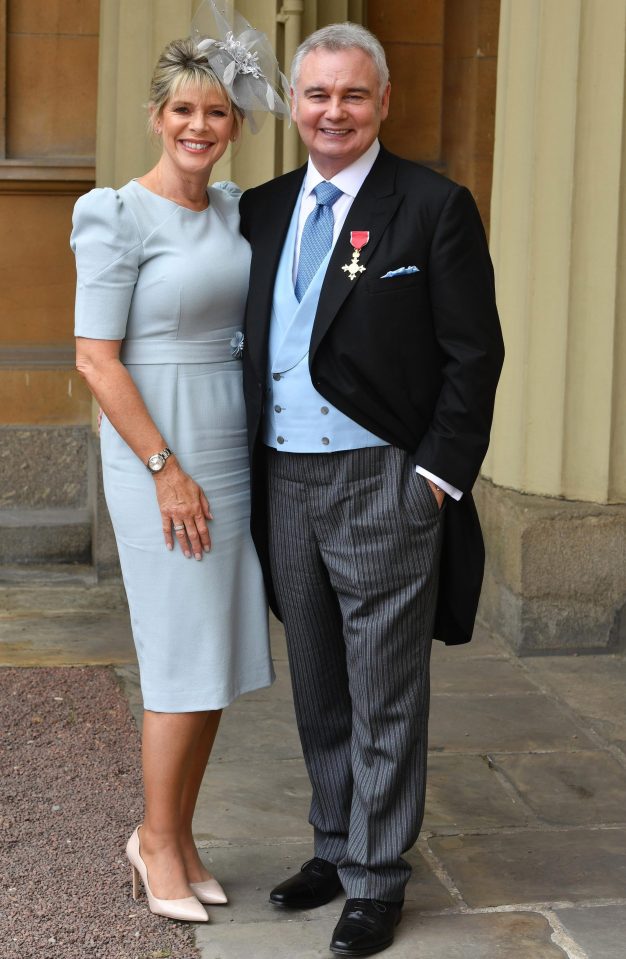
[71, 180, 273, 711]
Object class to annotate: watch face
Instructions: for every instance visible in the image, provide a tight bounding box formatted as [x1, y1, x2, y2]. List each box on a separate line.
[148, 453, 164, 472]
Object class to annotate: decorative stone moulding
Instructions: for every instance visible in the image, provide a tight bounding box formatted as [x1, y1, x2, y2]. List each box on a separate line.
[0, 159, 95, 195]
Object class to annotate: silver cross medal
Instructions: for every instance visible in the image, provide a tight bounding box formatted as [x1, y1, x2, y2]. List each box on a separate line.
[342, 231, 370, 281]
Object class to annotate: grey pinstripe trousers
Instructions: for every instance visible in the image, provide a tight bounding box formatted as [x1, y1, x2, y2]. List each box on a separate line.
[267, 445, 444, 901]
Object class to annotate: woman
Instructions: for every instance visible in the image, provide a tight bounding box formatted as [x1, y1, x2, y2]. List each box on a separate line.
[71, 6, 289, 924]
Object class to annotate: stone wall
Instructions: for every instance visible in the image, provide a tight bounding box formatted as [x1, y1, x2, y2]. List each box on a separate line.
[0, 1, 98, 575]
[476, 479, 626, 654]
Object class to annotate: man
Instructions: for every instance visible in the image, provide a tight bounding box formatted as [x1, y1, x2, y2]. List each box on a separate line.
[240, 22, 504, 957]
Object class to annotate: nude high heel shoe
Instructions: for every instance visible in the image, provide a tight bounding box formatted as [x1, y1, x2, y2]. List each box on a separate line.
[126, 826, 209, 923]
[189, 877, 228, 905]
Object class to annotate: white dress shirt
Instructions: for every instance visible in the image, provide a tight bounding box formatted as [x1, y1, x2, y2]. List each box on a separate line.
[293, 139, 462, 501]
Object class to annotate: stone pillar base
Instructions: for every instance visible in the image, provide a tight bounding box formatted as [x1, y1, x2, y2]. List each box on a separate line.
[474, 478, 626, 654]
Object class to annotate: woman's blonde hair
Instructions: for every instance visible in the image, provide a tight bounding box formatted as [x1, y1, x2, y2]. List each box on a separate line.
[149, 37, 244, 137]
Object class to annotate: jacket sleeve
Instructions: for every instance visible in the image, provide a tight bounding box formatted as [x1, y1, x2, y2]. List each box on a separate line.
[413, 185, 504, 492]
[239, 189, 250, 240]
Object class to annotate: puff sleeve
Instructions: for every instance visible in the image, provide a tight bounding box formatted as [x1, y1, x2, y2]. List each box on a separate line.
[71, 188, 142, 340]
[211, 180, 242, 199]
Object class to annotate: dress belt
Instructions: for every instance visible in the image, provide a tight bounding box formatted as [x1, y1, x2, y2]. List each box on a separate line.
[120, 337, 239, 365]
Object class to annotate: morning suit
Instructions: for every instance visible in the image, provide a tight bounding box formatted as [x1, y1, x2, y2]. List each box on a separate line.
[240, 145, 504, 898]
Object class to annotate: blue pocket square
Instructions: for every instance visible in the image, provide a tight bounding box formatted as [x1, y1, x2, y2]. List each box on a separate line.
[380, 266, 420, 278]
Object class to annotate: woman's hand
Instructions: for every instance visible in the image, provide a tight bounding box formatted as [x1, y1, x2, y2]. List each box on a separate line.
[75, 340, 213, 557]
[153, 459, 213, 559]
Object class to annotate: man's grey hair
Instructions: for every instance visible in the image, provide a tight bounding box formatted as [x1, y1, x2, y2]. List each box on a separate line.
[291, 22, 390, 98]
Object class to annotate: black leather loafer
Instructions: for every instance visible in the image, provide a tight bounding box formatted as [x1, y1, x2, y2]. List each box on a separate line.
[330, 898, 403, 956]
[269, 857, 342, 909]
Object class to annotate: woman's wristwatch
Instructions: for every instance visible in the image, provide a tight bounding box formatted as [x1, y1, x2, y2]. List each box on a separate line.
[146, 448, 173, 473]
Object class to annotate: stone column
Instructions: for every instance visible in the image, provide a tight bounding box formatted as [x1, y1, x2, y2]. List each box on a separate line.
[479, 0, 626, 652]
[233, 0, 285, 187]
[277, 1, 304, 172]
[96, 0, 197, 187]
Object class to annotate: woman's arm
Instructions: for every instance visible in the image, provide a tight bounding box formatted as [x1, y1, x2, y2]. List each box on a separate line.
[76, 337, 212, 559]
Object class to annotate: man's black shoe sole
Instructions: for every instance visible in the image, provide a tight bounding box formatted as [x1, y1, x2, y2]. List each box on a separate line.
[329, 909, 402, 956]
[269, 890, 342, 910]
[329, 938, 394, 958]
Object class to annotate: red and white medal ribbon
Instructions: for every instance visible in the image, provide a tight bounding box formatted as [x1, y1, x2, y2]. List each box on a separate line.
[342, 231, 370, 281]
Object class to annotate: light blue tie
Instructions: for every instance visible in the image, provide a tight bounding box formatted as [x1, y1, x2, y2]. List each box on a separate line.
[295, 182, 343, 302]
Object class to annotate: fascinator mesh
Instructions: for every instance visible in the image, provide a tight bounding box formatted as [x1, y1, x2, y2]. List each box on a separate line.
[192, 0, 290, 134]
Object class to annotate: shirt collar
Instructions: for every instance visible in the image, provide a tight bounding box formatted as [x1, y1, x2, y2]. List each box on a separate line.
[303, 139, 381, 200]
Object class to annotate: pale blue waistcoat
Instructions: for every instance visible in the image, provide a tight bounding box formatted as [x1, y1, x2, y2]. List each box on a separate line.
[263, 193, 388, 453]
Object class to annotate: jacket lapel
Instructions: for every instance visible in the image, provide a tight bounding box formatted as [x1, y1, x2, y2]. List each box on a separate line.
[310, 148, 401, 359]
[246, 167, 306, 383]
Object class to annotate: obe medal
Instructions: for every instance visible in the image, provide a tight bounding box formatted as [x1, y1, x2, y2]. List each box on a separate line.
[342, 231, 370, 281]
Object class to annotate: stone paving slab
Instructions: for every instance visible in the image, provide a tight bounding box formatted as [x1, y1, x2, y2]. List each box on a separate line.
[431, 624, 510, 661]
[396, 911, 571, 958]
[194, 758, 312, 841]
[196, 918, 333, 959]
[397, 846, 456, 909]
[554, 904, 626, 959]
[429, 827, 626, 907]
[423, 754, 530, 832]
[431, 654, 540, 694]
[211, 696, 303, 763]
[493, 751, 626, 825]
[524, 655, 626, 753]
[0, 610, 134, 666]
[429, 692, 595, 753]
[195, 910, 568, 959]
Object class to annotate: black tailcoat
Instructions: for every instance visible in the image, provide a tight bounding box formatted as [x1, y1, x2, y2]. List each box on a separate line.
[239, 146, 504, 644]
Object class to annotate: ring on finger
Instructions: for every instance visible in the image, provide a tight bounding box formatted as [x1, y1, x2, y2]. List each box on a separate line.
[173, 524, 185, 531]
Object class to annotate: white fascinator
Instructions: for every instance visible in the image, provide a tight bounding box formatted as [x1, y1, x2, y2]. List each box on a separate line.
[192, 0, 290, 134]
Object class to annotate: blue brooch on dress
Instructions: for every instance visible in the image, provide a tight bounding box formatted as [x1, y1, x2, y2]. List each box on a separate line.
[230, 331, 244, 359]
